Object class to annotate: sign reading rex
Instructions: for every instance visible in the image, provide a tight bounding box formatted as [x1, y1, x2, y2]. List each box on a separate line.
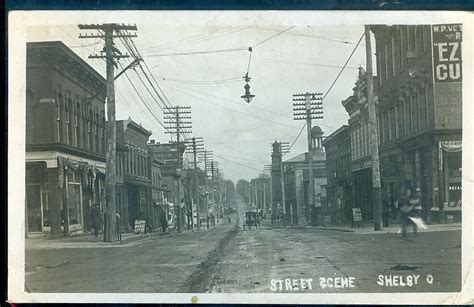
[432, 24, 462, 83]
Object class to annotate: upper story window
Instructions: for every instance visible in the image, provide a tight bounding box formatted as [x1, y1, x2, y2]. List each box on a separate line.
[408, 26, 416, 53]
[101, 112, 106, 154]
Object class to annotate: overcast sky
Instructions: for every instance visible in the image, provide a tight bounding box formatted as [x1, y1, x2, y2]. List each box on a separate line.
[28, 23, 369, 183]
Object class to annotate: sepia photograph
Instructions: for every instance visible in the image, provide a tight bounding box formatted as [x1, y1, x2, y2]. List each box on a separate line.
[7, 10, 473, 304]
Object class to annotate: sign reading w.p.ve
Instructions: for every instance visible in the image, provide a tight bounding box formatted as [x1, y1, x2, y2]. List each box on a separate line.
[432, 24, 462, 83]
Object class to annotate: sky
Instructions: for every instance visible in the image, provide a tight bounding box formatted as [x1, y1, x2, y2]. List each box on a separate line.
[27, 23, 370, 183]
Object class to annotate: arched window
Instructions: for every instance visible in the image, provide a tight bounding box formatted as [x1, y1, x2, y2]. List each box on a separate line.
[76, 100, 81, 148]
[101, 112, 106, 154]
[65, 97, 72, 145]
[89, 110, 94, 150]
[95, 111, 100, 152]
[56, 91, 63, 142]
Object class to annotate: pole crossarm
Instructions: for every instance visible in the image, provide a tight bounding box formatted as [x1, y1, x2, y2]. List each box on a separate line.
[114, 58, 141, 80]
[89, 54, 130, 59]
[78, 23, 138, 31]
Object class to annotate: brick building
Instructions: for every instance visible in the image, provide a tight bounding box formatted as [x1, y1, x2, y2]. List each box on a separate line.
[25, 41, 107, 237]
[371, 24, 462, 222]
[147, 141, 187, 230]
[341, 67, 379, 222]
[322, 125, 352, 225]
[115, 119, 153, 231]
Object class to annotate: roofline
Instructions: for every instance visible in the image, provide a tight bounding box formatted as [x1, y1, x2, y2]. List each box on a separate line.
[322, 125, 349, 145]
[27, 41, 106, 85]
[116, 118, 153, 137]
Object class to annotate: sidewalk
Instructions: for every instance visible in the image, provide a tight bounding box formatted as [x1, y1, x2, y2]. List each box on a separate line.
[25, 220, 226, 249]
[315, 222, 462, 235]
[262, 220, 462, 235]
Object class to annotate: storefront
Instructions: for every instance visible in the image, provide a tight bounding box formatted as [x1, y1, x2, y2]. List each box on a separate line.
[25, 155, 105, 237]
[439, 141, 462, 222]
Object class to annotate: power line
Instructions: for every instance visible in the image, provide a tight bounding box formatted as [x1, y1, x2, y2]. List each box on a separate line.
[69, 39, 102, 48]
[158, 80, 291, 118]
[140, 26, 249, 52]
[255, 26, 361, 45]
[214, 153, 263, 172]
[119, 65, 165, 129]
[144, 47, 247, 57]
[287, 31, 365, 152]
[252, 26, 295, 48]
[158, 76, 242, 84]
[161, 82, 302, 130]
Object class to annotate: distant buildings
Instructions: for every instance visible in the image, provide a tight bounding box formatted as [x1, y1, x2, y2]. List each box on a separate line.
[250, 175, 271, 212]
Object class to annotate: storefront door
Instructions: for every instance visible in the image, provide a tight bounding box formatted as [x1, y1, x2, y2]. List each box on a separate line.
[68, 182, 84, 231]
[26, 184, 42, 233]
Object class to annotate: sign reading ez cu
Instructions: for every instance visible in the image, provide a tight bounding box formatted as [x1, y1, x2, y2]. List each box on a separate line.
[432, 24, 462, 83]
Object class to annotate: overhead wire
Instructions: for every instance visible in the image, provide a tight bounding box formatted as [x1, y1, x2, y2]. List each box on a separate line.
[144, 47, 248, 57]
[255, 26, 360, 45]
[140, 26, 247, 52]
[161, 82, 302, 130]
[287, 31, 365, 153]
[251, 26, 295, 48]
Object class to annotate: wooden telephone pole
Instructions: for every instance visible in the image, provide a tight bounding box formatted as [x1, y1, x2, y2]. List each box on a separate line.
[185, 137, 204, 230]
[200, 150, 213, 229]
[164, 105, 192, 233]
[293, 92, 323, 226]
[365, 26, 383, 231]
[78, 23, 137, 242]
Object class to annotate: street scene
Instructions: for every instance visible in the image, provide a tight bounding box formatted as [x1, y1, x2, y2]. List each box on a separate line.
[22, 19, 463, 294]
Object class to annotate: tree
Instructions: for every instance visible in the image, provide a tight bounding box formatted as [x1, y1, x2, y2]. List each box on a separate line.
[236, 179, 250, 202]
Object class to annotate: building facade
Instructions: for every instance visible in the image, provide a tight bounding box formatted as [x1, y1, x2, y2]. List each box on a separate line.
[25, 41, 107, 237]
[283, 126, 327, 226]
[322, 125, 352, 225]
[116, 119, 153, 231]
[371, 24, 462, 222]
[341, 67, 378, 222]
[147, 141, 186, 230]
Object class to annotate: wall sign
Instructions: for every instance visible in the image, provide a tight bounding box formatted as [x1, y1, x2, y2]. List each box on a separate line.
[432, 24, 462, 83]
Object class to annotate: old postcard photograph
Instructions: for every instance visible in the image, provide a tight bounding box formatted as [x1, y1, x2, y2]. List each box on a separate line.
[7, 10, 474, 304]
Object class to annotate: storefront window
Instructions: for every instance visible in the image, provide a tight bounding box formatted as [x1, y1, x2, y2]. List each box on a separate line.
[446, 153, 462, 207]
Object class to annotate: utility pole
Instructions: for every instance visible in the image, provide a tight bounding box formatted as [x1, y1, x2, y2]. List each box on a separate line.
[164, 105, 192, 232]
[79, 23, 137, 242]
[185, 137, 204, 230]
[293, 92, 323, 226]
[200, 150, 213, 229]
[209, 160, 220, 224]
[279, 142, 289, 225]
[365, 25, 383, 231]
[216, 168, 221, 223]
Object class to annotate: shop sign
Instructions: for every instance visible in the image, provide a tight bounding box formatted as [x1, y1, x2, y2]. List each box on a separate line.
[134, 220, 146, 233]
[449, 184, 461, 191]
[432, 24, 462, 83]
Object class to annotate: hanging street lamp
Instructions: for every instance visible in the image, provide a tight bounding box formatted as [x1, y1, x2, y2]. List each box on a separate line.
[241, 72, 255, 103]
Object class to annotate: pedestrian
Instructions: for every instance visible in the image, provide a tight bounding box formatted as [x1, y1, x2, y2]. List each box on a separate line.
[116, 212, 122, 241]
[91, 204, 101, 238]
[383, 190, 390, 227]
[399, 187, 417, 237]
[228, 216, 231, 224]
[160, 209, 168, 233]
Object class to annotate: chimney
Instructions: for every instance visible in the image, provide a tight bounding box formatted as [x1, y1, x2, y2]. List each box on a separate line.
[150, 139, 155, 144]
